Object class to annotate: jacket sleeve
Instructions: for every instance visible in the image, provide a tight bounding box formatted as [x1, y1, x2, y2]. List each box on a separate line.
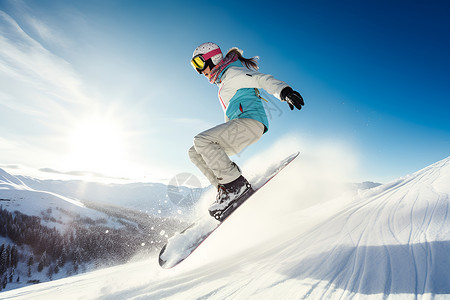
[225, 67, 290, 101]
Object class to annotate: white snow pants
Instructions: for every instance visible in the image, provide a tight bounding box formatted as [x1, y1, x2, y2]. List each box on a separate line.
[188, 118, 264, 187]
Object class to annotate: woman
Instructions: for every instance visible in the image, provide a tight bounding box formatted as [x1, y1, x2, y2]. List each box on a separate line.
[188, 42, 304, 219]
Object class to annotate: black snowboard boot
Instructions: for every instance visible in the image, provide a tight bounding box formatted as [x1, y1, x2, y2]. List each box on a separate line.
[209, 175, 253, 219]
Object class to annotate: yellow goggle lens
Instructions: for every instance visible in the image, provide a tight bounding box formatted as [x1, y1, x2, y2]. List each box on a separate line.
[191, 56, 205, 70]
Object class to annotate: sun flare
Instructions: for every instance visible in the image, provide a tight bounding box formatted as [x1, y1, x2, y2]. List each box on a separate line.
[66, 117, 128, 177]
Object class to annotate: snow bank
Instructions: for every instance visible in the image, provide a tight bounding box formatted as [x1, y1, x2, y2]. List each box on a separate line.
[1, 156, 449, 299]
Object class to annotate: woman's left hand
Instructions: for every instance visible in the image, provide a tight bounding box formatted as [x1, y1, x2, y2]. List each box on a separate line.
[281, 87, 304, 110]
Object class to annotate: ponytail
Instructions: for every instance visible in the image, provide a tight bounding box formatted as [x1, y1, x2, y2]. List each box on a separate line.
[226, 47, 259, 71]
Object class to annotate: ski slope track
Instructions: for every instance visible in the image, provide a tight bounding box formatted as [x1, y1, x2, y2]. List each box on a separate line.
[1, 157, 449, 299]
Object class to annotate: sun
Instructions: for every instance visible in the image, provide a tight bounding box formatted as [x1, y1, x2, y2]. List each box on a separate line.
[66, 117, 128, 177]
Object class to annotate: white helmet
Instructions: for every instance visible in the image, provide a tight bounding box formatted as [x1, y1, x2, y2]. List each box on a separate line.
[191, 42, 223, 73]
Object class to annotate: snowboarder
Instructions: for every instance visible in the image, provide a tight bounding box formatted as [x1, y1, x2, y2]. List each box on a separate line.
[188, 42, 304, 219]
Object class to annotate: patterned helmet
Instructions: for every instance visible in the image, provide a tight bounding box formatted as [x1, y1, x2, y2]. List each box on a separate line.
[191, 42, 223, 73]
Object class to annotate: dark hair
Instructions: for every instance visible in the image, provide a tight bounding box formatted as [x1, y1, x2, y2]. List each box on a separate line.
[226, 48, 259, 71]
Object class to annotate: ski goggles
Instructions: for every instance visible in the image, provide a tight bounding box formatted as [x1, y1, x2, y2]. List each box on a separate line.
[190, 48, 222, 73]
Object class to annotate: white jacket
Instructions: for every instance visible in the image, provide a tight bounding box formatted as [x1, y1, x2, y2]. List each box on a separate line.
[216, 61, 289, 130]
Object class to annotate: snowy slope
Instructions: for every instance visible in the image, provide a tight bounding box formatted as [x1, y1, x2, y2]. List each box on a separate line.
[1, 156, 449, 299]
[0, 169, 108, 228]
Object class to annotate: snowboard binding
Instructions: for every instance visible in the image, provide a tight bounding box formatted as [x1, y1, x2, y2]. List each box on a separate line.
[209, 187, 254, 222]
[209, 202, 237, 221]
[210, 209, 224, 221]
[208, 176, 253, 221]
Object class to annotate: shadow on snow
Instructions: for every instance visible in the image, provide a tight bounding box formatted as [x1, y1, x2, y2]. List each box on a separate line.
[279, 240, 450, 295]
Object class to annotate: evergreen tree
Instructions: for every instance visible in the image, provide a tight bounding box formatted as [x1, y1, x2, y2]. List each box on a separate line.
[72, 247, 82, 273]
[37, 260, 44, 273]
[46, 265, 53, 280]
[27, 256, 34, 277]
[58, 246, 67, 268]
[11, 245, 18, 268]
[0, 244, 5, 275]
[39, 251, 49, 269]
[5, 245, 11, 269]
[8, 268, 13, 283]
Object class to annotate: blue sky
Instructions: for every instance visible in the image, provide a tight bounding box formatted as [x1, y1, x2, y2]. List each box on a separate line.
[0, 0, 449, 184]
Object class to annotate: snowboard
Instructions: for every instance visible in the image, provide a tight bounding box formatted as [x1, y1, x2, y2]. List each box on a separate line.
[158, 152, 299, 269]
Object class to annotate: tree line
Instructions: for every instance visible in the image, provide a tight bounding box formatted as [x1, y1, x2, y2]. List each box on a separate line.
[0, 205, 184, 291]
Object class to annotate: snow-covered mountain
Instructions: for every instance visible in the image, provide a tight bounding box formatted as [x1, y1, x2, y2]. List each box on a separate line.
[0, 169, 187, 292]
[0, 168, 105, 227]
[1, 156, 448, 299]
[12, 174, 197, 216]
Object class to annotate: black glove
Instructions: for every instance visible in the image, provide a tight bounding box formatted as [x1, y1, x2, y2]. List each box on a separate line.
[280, 87, 304, 110]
